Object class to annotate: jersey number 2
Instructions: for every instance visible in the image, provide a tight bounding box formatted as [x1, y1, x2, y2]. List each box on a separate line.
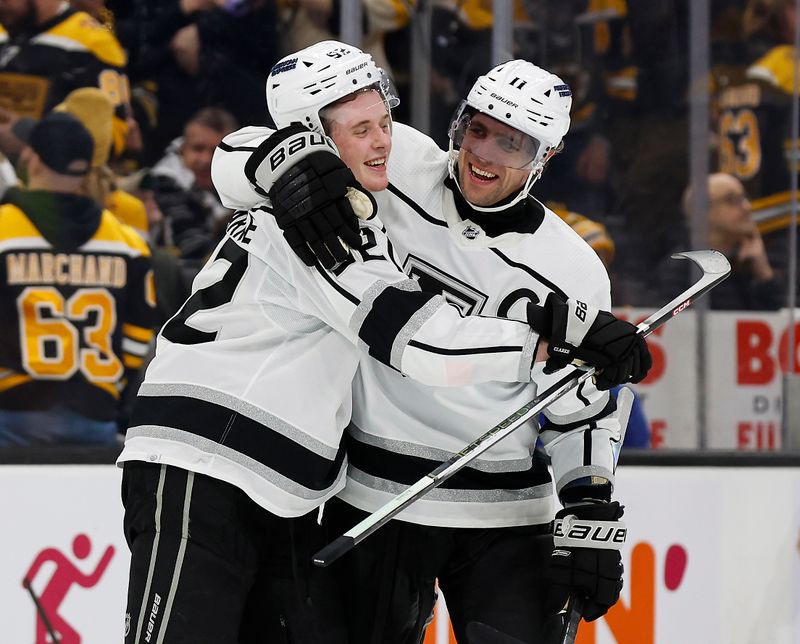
[162, 239, 248, 344]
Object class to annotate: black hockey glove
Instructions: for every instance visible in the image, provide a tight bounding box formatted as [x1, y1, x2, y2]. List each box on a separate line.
[257, 125, 368, 269]
[526, 292, 652, 390]
[545, 501, 626, 622]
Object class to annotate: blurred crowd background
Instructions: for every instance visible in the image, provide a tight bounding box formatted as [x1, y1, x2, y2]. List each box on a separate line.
[0, 0, 798, 450]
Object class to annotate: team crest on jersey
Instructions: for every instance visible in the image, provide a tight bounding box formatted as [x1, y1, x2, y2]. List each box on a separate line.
[462, 225, 481, 240]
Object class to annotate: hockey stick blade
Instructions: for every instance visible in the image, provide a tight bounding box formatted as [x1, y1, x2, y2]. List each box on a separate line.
[313, 250, 730, 567]
[560, 594, 585, 644]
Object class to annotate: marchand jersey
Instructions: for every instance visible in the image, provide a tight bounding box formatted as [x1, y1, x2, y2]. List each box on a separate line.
[119, 148, 544, 517]
[0, 195, 156, 421]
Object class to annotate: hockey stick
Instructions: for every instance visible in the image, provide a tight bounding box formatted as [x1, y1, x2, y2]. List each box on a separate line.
[23, 577, 61, 644]
[313, 250, 731, 567]
[560, 595, 584, 644]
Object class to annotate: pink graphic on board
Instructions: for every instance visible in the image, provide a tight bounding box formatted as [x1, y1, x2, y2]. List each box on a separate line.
[23, 534, 115, 643]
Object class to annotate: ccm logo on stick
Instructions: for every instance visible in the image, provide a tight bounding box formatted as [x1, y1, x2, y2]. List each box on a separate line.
[672, 299, 692, 316]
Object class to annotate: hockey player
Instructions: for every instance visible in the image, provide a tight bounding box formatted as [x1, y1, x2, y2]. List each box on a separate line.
[213, 43, 651, 643]
[117, 42, 640, 644]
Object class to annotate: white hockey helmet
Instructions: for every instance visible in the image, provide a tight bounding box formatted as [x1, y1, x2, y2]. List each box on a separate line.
[266, 40, 399, 135]
[448, 59, 572, 211]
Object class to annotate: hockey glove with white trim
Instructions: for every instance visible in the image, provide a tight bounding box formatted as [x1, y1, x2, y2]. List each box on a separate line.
[250, 124, 371, 268]
[545, 501, 626, 622]
[526, 292, 652, 390]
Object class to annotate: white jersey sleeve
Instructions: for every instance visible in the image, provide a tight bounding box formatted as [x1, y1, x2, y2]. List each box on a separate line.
[533, 265, 623, 500]
[229, 208, 539, 387]
[213, 126, 275, 210]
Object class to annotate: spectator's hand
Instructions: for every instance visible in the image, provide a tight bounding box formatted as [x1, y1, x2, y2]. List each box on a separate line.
[170, 24, 201, 76]
[738, 227, 774, 282]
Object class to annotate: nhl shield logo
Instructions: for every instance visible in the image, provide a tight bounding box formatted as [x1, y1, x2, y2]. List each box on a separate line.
[125, 612, 131, 636]
[462, 225, 480, 240]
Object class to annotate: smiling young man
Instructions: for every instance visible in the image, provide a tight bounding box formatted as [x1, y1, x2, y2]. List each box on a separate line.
[319, 91, 392, 192]
[213, 55, 651, 644]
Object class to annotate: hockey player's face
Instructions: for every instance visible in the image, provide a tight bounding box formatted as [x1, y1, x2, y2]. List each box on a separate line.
[0, 0, 37, 33]
[326, 91, 392, 192]
[457, 115, 531, 208]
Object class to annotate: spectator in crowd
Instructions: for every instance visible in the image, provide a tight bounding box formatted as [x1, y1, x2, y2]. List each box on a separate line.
[702, 172, 784, 310]
[714, 0, 798, 295]
[0, 113, 157, 446]
[0, 0, 130, 162]
[113, 0, 278, 165]
[150, 107, 238, 266]
[54, 88, 192, 327]
[654, 172, 785, 311]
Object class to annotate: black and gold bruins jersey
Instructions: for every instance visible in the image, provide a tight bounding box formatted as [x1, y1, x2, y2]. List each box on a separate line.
[716, 46, 797, 205]
[0, 195, 157, 421]
[0, 7, 129, 150]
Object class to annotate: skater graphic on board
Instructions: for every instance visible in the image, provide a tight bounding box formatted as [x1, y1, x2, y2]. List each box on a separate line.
[23, 534, 115, 643]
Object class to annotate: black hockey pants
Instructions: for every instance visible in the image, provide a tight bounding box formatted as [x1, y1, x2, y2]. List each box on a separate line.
[122, 461, 348, 644]
[324, 497, 563, 644]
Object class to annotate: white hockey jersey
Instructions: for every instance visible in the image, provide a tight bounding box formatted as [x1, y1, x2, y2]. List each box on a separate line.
[206, 123, 624, 528]
[118, 141, 542, 519]
[341, 123, 621, 528]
